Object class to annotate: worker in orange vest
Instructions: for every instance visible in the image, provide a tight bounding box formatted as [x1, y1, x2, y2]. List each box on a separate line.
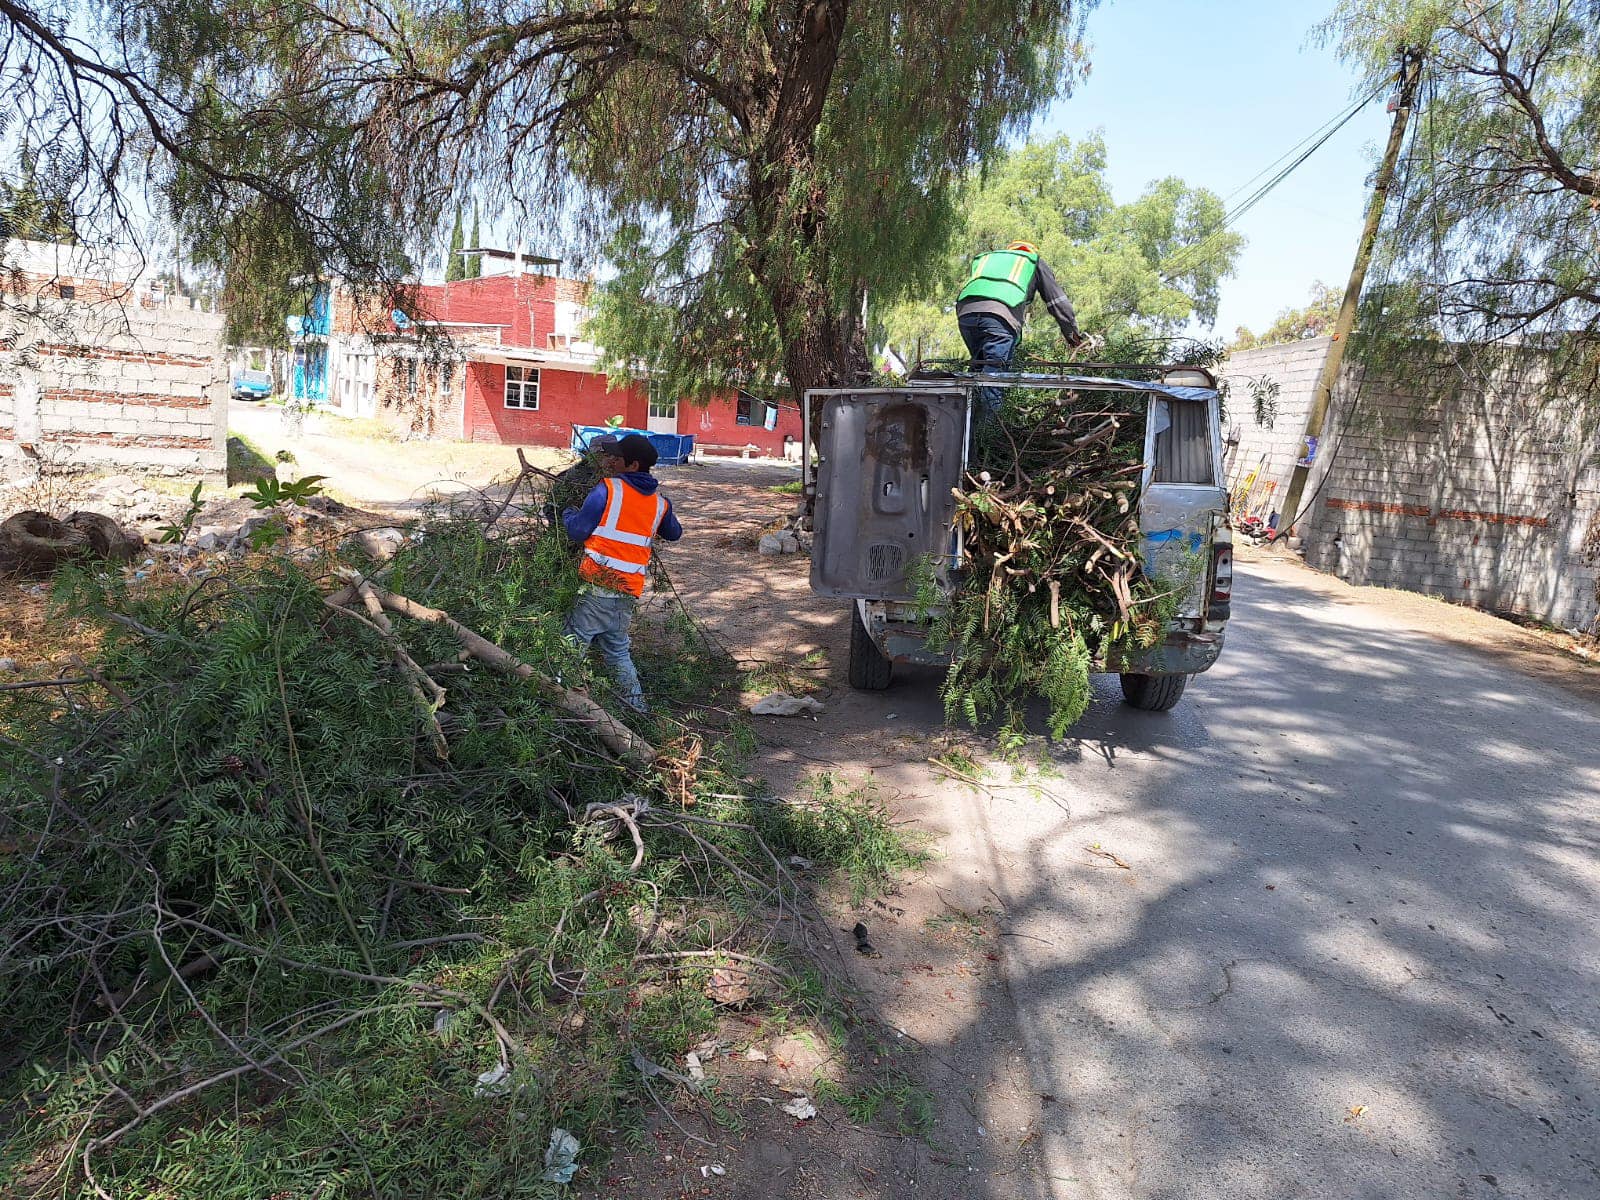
[562, 432, 683, 712]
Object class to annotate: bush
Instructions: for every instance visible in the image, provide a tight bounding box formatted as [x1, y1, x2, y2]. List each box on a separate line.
[0, 512, 909, 1197]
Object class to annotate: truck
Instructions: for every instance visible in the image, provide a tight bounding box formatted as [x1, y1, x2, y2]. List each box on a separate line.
[801, 366, 1233, 712]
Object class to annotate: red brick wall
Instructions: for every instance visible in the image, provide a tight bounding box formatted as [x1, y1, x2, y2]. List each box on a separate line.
[409, 275, 564, 348]
[679, 393, 803, 457]
[463, 364, 647, 446]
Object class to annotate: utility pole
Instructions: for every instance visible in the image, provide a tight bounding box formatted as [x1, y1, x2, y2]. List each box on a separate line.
[1273, 48, 1424, 541]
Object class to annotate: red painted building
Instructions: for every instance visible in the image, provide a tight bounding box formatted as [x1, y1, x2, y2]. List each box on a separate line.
[350, 255, 803, 454]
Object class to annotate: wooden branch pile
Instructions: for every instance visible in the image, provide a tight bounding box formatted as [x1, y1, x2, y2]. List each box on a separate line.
[957, 394, 1149, 638]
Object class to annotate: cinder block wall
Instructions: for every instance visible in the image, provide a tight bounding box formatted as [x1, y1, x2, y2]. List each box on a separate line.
[0, 302, 228, 477]
[1218, 337, 1332, 527]
[1221, 341, 1600, 631]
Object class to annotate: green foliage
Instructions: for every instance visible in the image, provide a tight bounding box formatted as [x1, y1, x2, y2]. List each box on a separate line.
[225, 434, 275, 486]
[1230, 281, 1342, 350]
[878, 134, 1244, 363]
[931, 387, 1206, 743]
[156, 480, 206, 543]
[749, 772, 928, 906]
[242, 472, 327, 510]
[1319, 1, 1600, 407]
[446, 204, 466, 282]
[0, 515, 919, 1197]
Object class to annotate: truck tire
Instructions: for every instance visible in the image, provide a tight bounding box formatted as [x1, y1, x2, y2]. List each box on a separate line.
[1119, 672, 1188, 712]
[848, 603, 893, 691]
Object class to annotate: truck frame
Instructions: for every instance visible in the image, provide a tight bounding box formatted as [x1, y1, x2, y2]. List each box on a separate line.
[801, 366, 1234, 712]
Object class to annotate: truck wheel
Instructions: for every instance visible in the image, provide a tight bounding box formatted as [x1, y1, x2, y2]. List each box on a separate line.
[848, 604, 893, 691]
[1119, 672, 1188, 711]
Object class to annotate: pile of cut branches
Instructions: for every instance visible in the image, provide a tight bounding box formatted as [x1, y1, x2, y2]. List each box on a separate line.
[0, 476, 910, 1197]
[930, 383, 1196, 742]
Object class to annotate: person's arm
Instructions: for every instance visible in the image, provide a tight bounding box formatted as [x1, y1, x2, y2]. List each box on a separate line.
[657, 499, 683, 542]
[562, 483, 609, 542]
[1033, 258, 1085, 347]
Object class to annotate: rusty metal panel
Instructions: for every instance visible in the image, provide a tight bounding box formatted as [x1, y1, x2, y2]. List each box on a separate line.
[809, 389, 968, 600]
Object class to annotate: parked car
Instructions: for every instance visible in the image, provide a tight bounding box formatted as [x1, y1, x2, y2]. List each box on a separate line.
[231, 369, 274, 402]
[802, 367, 1233, 711]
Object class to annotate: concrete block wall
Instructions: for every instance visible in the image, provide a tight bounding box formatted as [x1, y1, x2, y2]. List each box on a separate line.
[1307, 359, 1600, 630]
[1218, 337, 1332, 527]
[1223, 339, 1600, 631]
[0, 301, 227, 477]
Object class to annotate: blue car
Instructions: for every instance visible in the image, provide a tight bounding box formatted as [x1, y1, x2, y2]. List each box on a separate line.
[231, 369, 274, 401]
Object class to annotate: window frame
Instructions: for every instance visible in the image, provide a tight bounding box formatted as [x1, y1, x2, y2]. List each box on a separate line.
[504, 364, 541, 410]
[735, 392, 769, 428]
[647, 381, 677, 421]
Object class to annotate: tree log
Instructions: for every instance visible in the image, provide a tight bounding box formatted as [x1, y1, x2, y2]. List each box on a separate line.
[334, 572, 656, 767]
[1, 510, 142, 576]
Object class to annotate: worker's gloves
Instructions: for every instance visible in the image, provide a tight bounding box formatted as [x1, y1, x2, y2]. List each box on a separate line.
[1075, 333, 1105, 357]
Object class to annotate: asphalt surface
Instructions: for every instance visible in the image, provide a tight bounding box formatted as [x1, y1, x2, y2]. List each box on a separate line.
[927, 559, 1600, 1199]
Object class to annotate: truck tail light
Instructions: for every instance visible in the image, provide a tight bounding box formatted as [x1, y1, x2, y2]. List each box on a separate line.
[1209, 543, 1232, 619]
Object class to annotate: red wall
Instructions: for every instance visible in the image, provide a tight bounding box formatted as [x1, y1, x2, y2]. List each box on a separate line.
[408, 275, 560, 348]
[463, 363, 647, 445]
[680, 393, 803, 457]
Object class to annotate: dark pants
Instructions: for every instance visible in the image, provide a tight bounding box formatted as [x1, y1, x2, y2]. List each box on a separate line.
[957, 311, 1019, 423]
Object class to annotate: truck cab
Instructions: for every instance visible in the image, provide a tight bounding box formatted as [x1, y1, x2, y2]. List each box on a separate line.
[802, 368, 1232, 712]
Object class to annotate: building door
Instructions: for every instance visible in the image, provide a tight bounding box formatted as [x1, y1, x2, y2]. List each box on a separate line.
[647, 386, 678, 434]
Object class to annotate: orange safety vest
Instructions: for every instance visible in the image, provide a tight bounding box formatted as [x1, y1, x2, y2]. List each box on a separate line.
[579, 478, 668, 597]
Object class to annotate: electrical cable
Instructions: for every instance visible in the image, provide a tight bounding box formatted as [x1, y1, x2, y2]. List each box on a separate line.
[1161, 82, 1385, 283]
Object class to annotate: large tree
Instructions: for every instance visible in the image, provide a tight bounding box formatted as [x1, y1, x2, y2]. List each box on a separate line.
[1, 0, 1096, 388]
[877, 134, 1243, 366]
[1320, 0, 1600, 381]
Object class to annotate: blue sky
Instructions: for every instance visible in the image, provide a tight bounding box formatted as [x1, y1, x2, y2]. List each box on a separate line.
[1031, 0, 1391, 338]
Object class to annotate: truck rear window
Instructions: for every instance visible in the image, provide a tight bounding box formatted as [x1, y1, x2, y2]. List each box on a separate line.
[1150, 399, 1214, 485]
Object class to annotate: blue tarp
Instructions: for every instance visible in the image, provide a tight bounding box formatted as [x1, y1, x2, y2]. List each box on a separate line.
[570, 425, 695, 466]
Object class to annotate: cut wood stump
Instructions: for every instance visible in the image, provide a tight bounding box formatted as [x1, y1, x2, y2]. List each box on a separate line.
[0, 510, 143, 577]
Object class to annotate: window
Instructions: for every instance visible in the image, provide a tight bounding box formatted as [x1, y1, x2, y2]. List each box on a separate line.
[648, 382, 677, 421]
[1150, 399, 1216, 485]
[735, 392, 769, 427]
[58, 284, 76, 300]
[505, 365, 540, 409]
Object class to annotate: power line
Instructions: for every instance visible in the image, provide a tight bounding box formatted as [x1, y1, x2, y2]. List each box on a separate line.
[1160, 83, 1385, 282]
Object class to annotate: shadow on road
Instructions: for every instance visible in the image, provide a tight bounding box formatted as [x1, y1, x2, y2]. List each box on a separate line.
[650, 471, 1600, 1199]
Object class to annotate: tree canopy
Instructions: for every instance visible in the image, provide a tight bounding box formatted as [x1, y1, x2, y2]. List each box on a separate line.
[1231, 281, 1342, 351]
[2, 0, 1096, 388]
[876, 134, 1243, 366]
[1319, 0, 1600, 394]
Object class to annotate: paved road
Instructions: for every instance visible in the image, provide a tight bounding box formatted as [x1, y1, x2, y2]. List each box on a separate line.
[935, 559, 1600, 1199]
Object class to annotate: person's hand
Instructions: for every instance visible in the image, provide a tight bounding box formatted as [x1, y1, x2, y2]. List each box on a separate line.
[1074, 333, 1105, 358]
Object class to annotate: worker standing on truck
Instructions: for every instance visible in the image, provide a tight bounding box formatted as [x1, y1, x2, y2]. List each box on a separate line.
[955, 241, 1087, 418]
[562, 432, 683, 712]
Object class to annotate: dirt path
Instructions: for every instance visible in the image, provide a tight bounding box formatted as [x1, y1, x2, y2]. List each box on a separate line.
[227, 399, 560, 512]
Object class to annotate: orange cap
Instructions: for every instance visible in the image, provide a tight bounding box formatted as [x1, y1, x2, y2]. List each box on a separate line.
[1007, 240, 1038, 254]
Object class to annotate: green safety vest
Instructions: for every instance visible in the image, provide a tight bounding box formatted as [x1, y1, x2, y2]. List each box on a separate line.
[956, 249, 1039, 309]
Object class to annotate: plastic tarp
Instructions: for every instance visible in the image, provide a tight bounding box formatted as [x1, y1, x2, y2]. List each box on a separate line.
[570, 425, 695, 465]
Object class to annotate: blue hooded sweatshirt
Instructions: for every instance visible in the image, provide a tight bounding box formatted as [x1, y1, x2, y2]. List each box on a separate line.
[562, 470, 683, 545]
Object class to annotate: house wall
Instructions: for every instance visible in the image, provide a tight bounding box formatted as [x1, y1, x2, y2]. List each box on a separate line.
[1221, 339, 1600, 631]
[679, 394, 804, 457]
[462, 364, 646, 446]
[0, 302, 227, 478]
[410, 275, 565, 349]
